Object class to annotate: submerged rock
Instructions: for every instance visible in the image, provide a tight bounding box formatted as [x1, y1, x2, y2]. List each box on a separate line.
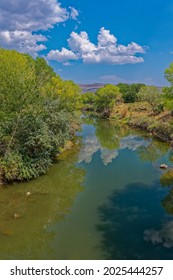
[13, 213, 22, 219]
[26, 192, 31, 197]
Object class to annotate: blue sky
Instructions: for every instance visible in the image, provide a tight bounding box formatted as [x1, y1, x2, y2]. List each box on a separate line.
[1, 0, 173, 85]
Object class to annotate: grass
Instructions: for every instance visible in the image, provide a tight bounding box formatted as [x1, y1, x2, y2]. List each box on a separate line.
[111, 102, 173, 144]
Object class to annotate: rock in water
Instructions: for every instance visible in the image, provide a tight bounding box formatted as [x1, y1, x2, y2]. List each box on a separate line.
[160, 164, 168, 169]
[13, 213, 21, 219]
[26, 192, 31, 197]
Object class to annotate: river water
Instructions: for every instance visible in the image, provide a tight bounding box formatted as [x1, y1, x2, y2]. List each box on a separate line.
[1, 118, 173, 260]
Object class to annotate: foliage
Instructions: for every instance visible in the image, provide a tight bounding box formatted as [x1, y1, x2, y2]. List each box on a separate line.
[0, 49, 80, 183]
[163, 63, 173, 112]
[137, 86, 163, 114]
[129, 115, 173, 142]
[164, 62, 173, 85]
[95, 84, 121, 117]
[81, 92, 97, 110]
[48, 77, 82, 114]
[117, 83, 145, 103]
[162, 86, 173, 112]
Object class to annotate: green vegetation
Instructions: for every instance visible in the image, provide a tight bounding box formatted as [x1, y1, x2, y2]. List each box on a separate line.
[0, 49, 81, 183]
[116, 63, 173, 143]
[81, 62, 173, 144]
[137, 85, 163, 114]
[2, 47, 173, 184]
[117, 83, 145, 103]
[82, 84, 121, 117]
[164, 62, 173, 85]
[82, 92, 97, 111]
[95, 84, 121, 117]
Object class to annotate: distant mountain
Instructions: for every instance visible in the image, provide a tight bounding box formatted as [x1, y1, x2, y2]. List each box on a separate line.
[78, 83, 163, 93]
[78, 83, 105, 93]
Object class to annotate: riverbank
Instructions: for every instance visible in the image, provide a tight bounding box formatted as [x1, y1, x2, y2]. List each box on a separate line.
[110, 102, 173, 145]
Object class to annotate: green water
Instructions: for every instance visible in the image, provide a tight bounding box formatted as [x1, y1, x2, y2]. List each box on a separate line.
[1, 118, 173, 260]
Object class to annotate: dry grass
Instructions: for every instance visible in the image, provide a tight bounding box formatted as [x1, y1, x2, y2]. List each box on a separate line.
[111, 102, 173, 143]
[111, 102, 152, 119]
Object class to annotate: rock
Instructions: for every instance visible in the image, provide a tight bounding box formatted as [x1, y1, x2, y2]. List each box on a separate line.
[160, 164, 168, 169]
[13, 213, 21, 219]
[26, 192, 31, 197]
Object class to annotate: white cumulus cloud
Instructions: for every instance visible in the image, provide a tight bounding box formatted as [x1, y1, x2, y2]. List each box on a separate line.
[0, 0, 69, 32]
[47, 27, 145, 65]
[0, 30, 47, 56]
[0, 0, 79, 56]
[47, 47, 78, 62]
[68, 31, 97, 54]
[98, 27, 117, 46]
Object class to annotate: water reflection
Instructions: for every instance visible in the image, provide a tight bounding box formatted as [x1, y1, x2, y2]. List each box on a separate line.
[137, 140, 170, 163]
[1, 118, 173, 260]
[160, 169, 173, 187]
[0, 148, 85, 259]
[160, 169, 173, 216]
[144, 221, 173, 249]
[78, 120, 160, 166]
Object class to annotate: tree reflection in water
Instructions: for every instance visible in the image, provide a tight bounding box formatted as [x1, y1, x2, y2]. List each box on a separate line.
[0, 147, 85, 260]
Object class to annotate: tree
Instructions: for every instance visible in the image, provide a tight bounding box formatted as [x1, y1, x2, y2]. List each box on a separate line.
[164, 62, 173, 85]
[163, 63, 173, 113]
[48, 77, 82, 113]
[117, 83, 145, 103]
[0, 49, 79, 183]
[162, 86, 173, 113]
[137, 86, 163, 114]
[95, 84, 121, 117]
[81, 92, 97, 110]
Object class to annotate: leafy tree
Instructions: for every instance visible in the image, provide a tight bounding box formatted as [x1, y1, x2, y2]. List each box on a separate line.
[95, 84, 121, 117]
[0, 49, 80, 183]
[137, 86, 163, 114]
[81, 92, 97, 110]
[164, 62, 173, 85]
[48, 77, 82, 113]
[163, 63, 173, 112]
[162, 86, 173, 114]
[117, 83, 145, 103]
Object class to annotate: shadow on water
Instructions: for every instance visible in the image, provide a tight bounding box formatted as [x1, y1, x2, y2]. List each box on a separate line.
[96, 182, 173, 260]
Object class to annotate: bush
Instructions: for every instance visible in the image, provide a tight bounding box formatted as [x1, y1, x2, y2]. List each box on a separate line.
[0, 49, 80, 183]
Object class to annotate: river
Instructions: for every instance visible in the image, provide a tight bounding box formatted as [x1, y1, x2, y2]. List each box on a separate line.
[1, 118, 173, 260]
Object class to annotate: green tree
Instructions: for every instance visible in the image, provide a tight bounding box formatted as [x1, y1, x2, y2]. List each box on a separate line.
[163, 63, 173, 112]
[95, 84, 121, 117]
[0, 49, 79, 183]
[118, 83, 145, 103]
[81, 92, 97, 110]
[164, 62, 173, 85]
[48, 77, 82, 113]
[137, 86, 163, 114]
